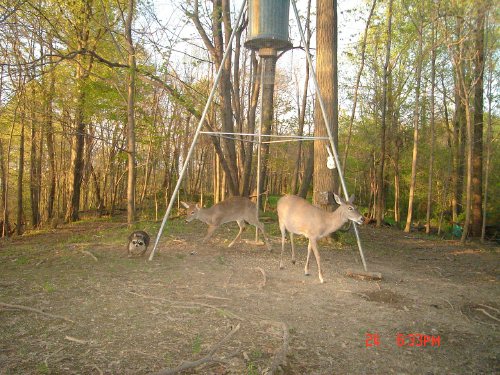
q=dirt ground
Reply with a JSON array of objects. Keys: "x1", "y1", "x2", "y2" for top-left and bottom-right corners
[{"x1": 0, "y1": 217, "x2": 498, "y2": 374}]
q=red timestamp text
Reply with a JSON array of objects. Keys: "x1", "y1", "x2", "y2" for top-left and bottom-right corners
[{"x1": 396, "y1": 333, "x2": 441, "y2": 347}]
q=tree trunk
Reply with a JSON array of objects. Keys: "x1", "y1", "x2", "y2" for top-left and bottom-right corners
[
  {"x1": 257, "y1": 54, "x2": 277, "y2": 204},
  {"x1": 471, "y1": 6, "x2": 485, "y2": 237},
  {"x1": 298, "y1": 141, "x2": 314, "y2": 198},
  {"x1": 17, "y1": 119, "x2": 25, "y2": 235},
  {"x1": 125, "y1": 0, "x2": 137, "y2": 226},
  {"x1": 376, "y1": 0, "x2": 392, "y2": 227},
  {"x1": 313, "y1": 0, "x2": 338, "y2": 208},
  {"x1": 44, "y1": 48, "x2": 56, "y2": 220},
  {"x1": 426, "y1": 21, "x2": 437, "y2": 234},
  {"x1": 65, "y1": 0, "x2": 92, "y2": 222},
  {"x1": 451, "y1": 15, "x2": 466, "y2": 225},
  {"x1": 481, "y1": 45, "x2": 494, "y2": 242},
  {"x1": 242, "y1": 53, "x2": 260, "y2": 197},
  {"x1": 404, "y1": 24, "x2": 423, "y2": 233},
  {"x1": 0, "y1": 139, "x2": 9, "y2": 237},
  {"x1": 460, "y1": 93, "x2": 473, "y2": 243},
  {"x1": 29, "y1": 85, "x2": 42, "y2": 229},
  {"x1": 291, "y1": 0, "x2": 312, "y2": 195}
]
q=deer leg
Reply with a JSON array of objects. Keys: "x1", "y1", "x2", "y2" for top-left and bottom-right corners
[
  {"x1": 304, "y1": 241, "x2": 312, "y2": 276},
  {"x1": 247, "y1": 217, "x2": 272, "y2": 251},
  {"x1": 310, "y1": 239, "x2": 324, "y2": 283},
  {"x1": 203, "y1": 225, "x2": 217, "y2": 243},
  {"x1": 279, "y1": 223, "x2": 287, "y2": 269},
  {"x1": 229, "y1": 220, "x2": 245, "y2": 247},
  {"x1": 290, "y1": 232, "x2": 296, "y2": 265},
  {"x1": 257, "y1": 222, "x2": 272, "y2": 251}
]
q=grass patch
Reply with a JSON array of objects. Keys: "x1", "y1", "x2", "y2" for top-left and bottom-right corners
[
  {"x1": 36, "y1": 362, "x2": 49, "y2": 374},
  {"x1": 216, "y1": 255, "x2": 225, "y2": 265},
  {"x1": 42, "y1": 281, "x2": 56, "y2": 293},
  {"x1": 192, "y1": 334, "x2": 202, "y2": 354},
  {"x1": 14, "y1": 256, "x2": 30, "y2": 265}
]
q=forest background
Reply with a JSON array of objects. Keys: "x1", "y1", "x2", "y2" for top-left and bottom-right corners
[{"x1": 0, "y1": 0, "x2": 498, "y2": 242}]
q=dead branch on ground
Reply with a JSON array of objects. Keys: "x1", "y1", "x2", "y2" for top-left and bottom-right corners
[
  {"x1": 151, "y1": 324, "x2": 241, "y2": 375},
  {"x1": 64, "y1": 336, "x2": 88, "y2": 344},
  {"x1": 475, "y1": 308, "x2": 500, "y2": 323},
  {"x1": 0, "y1": 302, "x2": 74, "y2": 323}
]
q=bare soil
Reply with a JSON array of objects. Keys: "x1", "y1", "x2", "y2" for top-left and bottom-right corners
[{"x1": 0, "y1": 218, "x2": 498, "y2": 374}]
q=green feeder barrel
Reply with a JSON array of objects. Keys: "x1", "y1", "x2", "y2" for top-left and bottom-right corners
[{"x1": 245, "y1": 0, "x2": 292, "y2": 51}]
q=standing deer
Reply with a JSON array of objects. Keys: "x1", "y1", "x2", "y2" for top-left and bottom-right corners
[
  {"x1": 181, "y1": 197, "x2": 271, "y2": 250},
  {"x1": 277, "y1": 194, "x2": 364, "y2": 283}
]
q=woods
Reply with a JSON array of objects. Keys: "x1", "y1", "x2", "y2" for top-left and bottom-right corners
[{"x1": 0, "y1": 0, "x2": 498, "y2": 241}]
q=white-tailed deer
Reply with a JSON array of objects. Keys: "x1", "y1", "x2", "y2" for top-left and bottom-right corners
[
  {"x1": 277, "y1": 194, "x2": 364, "y2": 283},
  {"x1": 181, "y1": 197, "x2": 271, "y2": 250}
]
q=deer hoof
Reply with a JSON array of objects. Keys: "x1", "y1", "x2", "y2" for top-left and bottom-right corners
[
  {"x1": 304, "y1": 272, "x2": 310, "y2": 276},
  {"x1": 292, "y1": 260, "x2": 296, "y2": 265}
]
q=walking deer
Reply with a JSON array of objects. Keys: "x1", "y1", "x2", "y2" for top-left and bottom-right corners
[
  {"x1": 181, "y1": 197, "x2": 271, "y2": 250},
  {"x1": 277, "y1": 194, "x2": 364, "y2": 283}
]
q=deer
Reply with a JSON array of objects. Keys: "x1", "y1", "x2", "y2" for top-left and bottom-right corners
[
  {"x1": 277, "y1": 194, "x2": 365, "y2": 283},
  {"x1": 181, "y1": 197, "x2": 271, "y2": 250}
]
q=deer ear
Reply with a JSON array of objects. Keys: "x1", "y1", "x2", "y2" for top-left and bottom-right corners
[
  {"x1": 195, "y1": 203, "x2": 201, "y2": 209},
  {"x1": 334, "y1": 194, "x2": 344, "y2": 205},
  {"x1": 181, "y1": 201, "x2": 189, "y2": 209},
  {"x1": 348, "y1": 194, "x2": 355, "y2": 203}
]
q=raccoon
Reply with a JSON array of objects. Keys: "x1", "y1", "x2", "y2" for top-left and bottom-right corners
[{"x1": 127, "y1": 230, "x2": 151, "y2": 257}]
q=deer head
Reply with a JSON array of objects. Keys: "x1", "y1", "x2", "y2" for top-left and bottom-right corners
[{"x1": 334, "y1": 194, "x2": 365, "y2": 225}]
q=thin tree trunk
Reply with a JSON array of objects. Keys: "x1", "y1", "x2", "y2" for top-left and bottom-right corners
[
  {"x1": 0, "y1": 139, "x2": 8, "y2": 237},
  {"x1": 45, "y1": 48, "x2": 56, "y2": 220},
  {"x1": 66, "y1": 0, "x2": 92, "y2": 222},
  {"x1": 291, "y1": 0, "x2": 312, "y2": 195},
  {"x1": 342, "y1": 0, "x2": 377, "y2": 171},
  {"x1": 471, "y1": 5, "x2": 485, "y2": 237},
  {"x1": 125, "y1": 0, "x2": 137, "y2": 226},
  {"x1": 481, "y1": 45, "x2": 493, "y2": 242},
  {"x1": 17, "y1": 118, "x2": 25, "y2": 235},
  {"x1": 376, "y1": 0, "x2": 392, "y2": 227},
  {"x1": 404, "y1": 24, "x2": 424, "y2": 233},
  {"x1": 451, "y1": 15, "x2": 466, "y2": 225},
  {"x1": 242, "y1": 54, "x2": 260, "y2": 196},
  {"x1": 0, "y1": 68, "x2": 9, "y2": 237},
  {"x1": 461, "y1": 95, "x2": 473, "y2": 243},
  {"x1": 426, "y1": 21, "x2": 437, "y2": 234},
  {"x1": 258, "y1": 54, "x2": 277, "y2": 204},
  {"x1": 29, "y1": 84, "x2": 42, "y2": 228}
]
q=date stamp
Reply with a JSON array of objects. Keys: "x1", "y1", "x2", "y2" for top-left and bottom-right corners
[{"x1": 365, "y1": 333, "x2": 441, "y2": 348}]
